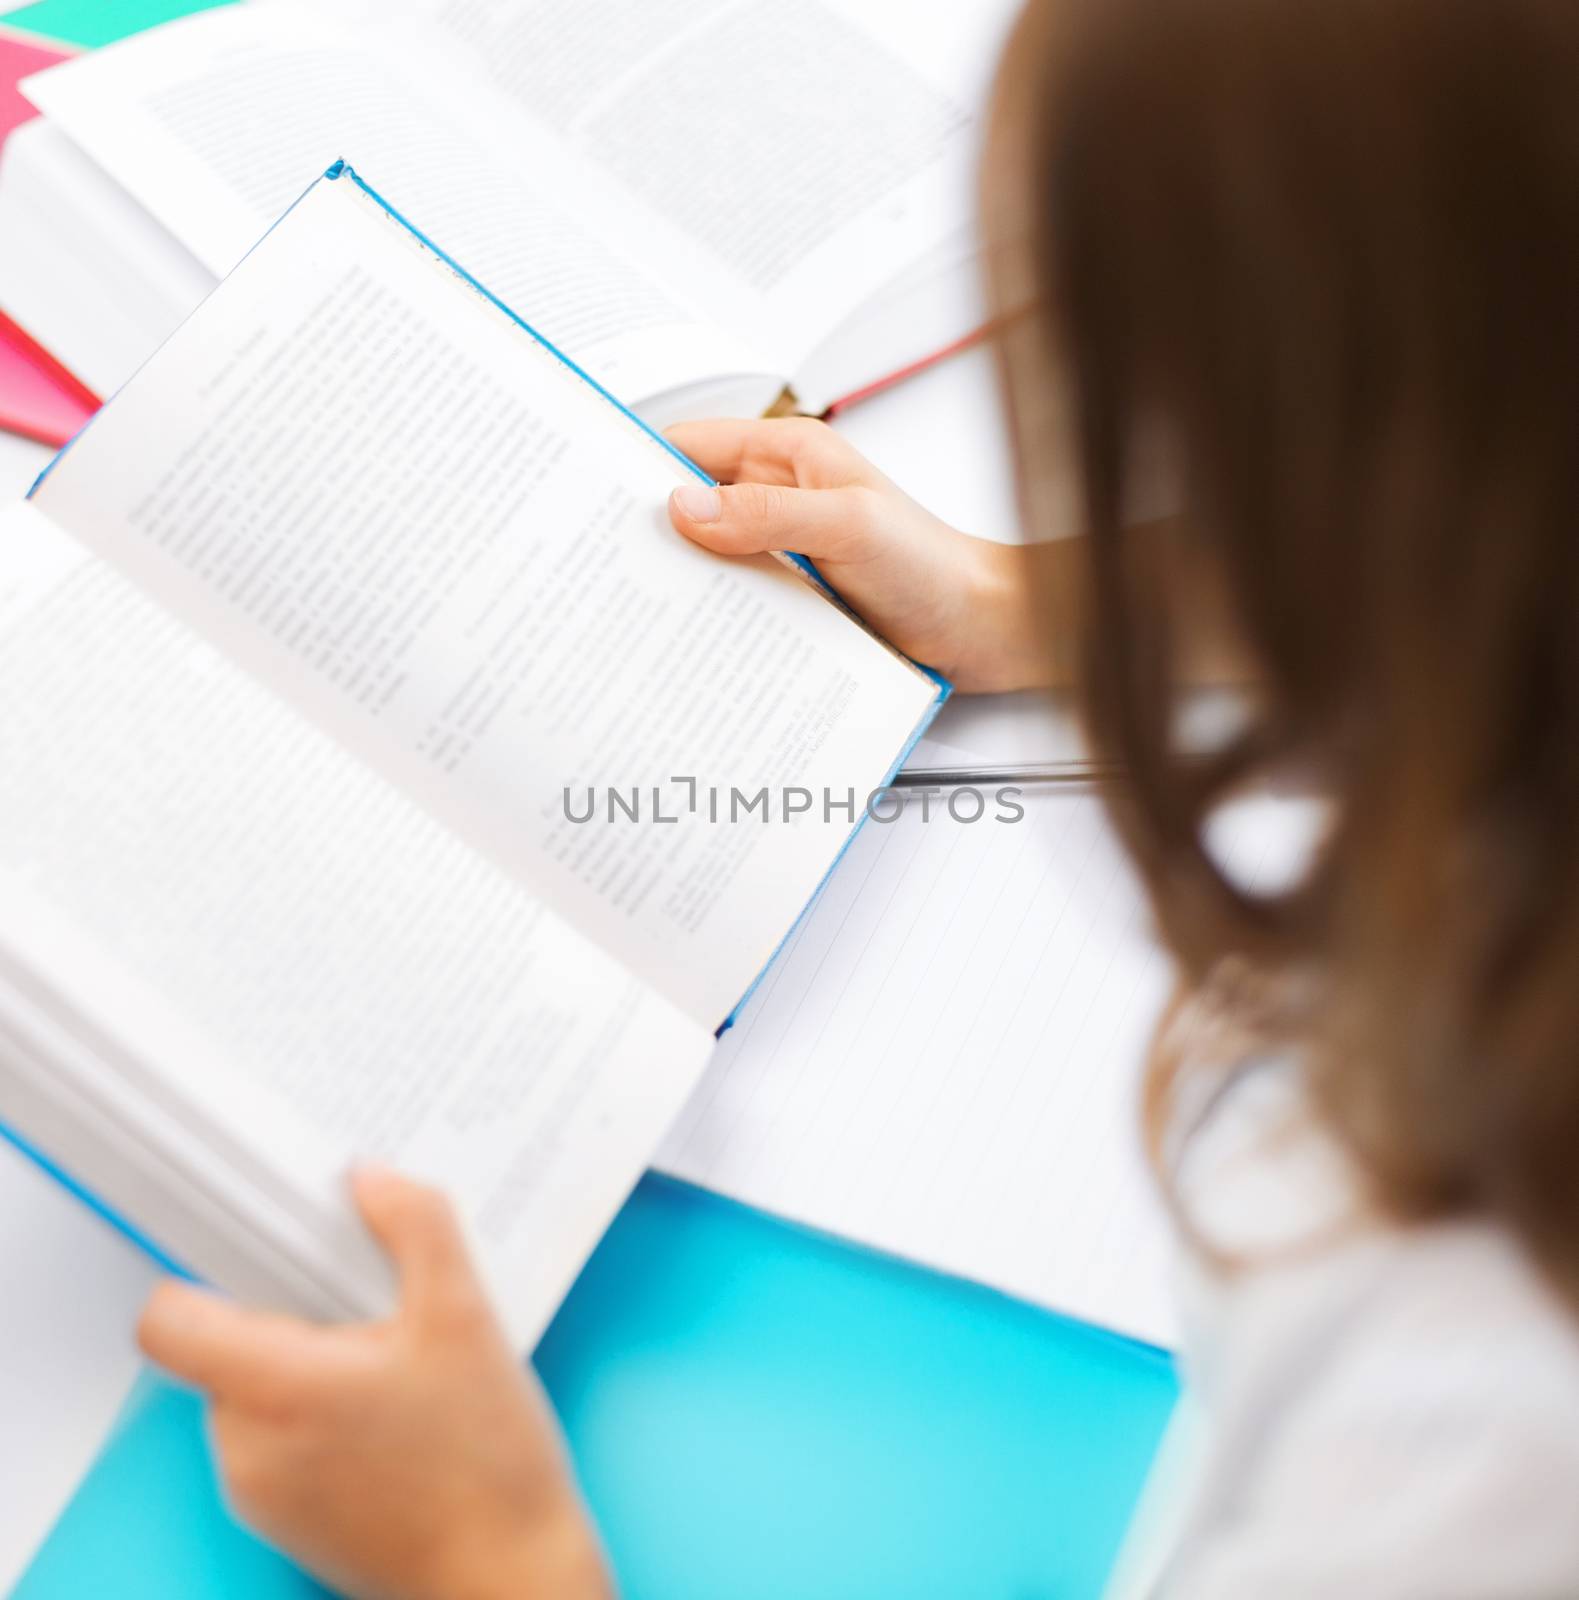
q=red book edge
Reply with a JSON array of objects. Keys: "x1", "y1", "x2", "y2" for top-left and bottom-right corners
[
  {"x1": 0, "y1": 309, "x2": 101, "y2": 409},
  {"x1": 0, "y1": 24, "x2": 91, "y2": 447},
  {"x1": 0, "y1": 308, "x2": 101, "y2": 448}
]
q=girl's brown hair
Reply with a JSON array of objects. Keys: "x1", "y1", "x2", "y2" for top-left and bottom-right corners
[{"x1": 987, "y1": 0, "x2": 1579, "y2": 1301}]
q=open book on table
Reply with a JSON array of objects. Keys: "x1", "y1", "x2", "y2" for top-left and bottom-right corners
[
  {"x1": 0, "y1": 161, "x2": 946, "y2": 1350},
  {"x1": 0, "y1": 0, "x2": 1018, "y2": 420}
]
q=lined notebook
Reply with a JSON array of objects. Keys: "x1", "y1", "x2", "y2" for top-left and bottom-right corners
[{"x1": 660, "y1": 785, "x2": 1305, "y2": 1349}]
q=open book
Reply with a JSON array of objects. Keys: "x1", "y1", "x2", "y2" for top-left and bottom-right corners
[
  {"x1": 0, "y1": 161, "x2": 945, "y2": 1350},
  {"x1": 0, "y1": 0, "x2": 1018, "y2": 421}
]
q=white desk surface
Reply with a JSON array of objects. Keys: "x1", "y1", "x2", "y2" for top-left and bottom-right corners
[{"x1": 0, "y1": 351, "x2": 1075, "y2": 1586}]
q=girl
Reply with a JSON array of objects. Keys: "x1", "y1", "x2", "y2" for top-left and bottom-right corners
[{"x1": 137, "y1": 0, "x2": 1579, "y2": 1592}]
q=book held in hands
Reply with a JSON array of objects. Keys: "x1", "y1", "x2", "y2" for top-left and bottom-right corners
[{"x1": 0, "y1": 162, "x2": 945, "y2": 1348}]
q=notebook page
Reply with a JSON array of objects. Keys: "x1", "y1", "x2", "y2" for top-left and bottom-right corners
[
  {"x1": 30, "y1": 170, "x2": 941, "y2": 1029},
  {"x1": 21, "y1": 4, "x2": 772, "y2": 408},
  {"x1": 659, "y1": 787, "x2": 1305, "y2": 1348},
  {"x1": 0, "y1": 501, "x2": 710, "y2": 1347}
]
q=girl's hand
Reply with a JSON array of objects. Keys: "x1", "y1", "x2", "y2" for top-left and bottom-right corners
[
  {"x1": 665, "y1": 418, "x2": 1055, "y2": 693},
  {"x1": 137, "y1": 1168, "x2": 610, "y2": 1600}
]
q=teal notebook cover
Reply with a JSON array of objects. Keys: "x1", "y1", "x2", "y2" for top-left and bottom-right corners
[
  {"x1": 0, "y1": 0, "x2": 234, "y2": 50},
  {"x1": 17, "y1": 1177, "x2": 1178, "y2": 1600}
]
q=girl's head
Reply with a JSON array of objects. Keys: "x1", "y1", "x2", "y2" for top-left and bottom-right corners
[{"x1": 990, "y1": 0, "x2": 1579, "y2": 1295}]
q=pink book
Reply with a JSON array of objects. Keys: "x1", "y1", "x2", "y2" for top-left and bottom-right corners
[{"x1": 0, "y1": 28, "x2": 97, "y2": 448}]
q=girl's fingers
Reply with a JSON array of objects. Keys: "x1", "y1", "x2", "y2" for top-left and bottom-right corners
[
  {"x1": 664, "y1": 417, "x2": 871, "y2": 488},
  {"x1": 351, "y1": 1164, "x2": 484, "y2": 1328},
  {"x1": 669, "y1": 480, "x2": 876, "y2": 559},
  {"x1": 141, "y1": 1170, "x2": 487, "y2": 1407},
  {"x1": 137, "y1": 1280, "x2": 333, "y2": 1403}
]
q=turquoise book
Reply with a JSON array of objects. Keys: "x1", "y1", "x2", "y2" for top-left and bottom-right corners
[
  {"x1": 0, "y1": 1, "x2": 234, "y2": 50},
  {"x1": 0, "y1": 161, "x2": 945, "y2": 1353}
]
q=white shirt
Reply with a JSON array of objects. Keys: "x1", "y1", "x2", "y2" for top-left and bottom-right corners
[{"x1": 1129, "y1": 1059, "x2": 1579, "y2": 1598}]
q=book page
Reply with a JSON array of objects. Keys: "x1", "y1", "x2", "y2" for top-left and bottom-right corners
[
  {"x1": 659, "y1": 787, "x2": 1310, "y2": 1349},
  {"x1": 30, "y1": 171, "x2": 941, "y2": 1029},
  {"x1": 0, "y1": 501, "x2": 710, "y2": 1348},
  {"x1": 26, "y1": 0, "x2": 1015, "y2": 389},
  {"x1": 20, "y1": 4, "x2": 775, "y2": 409},
  {"x1": 400, "y1": 0, "x2": 1002, "y2": 367}
]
